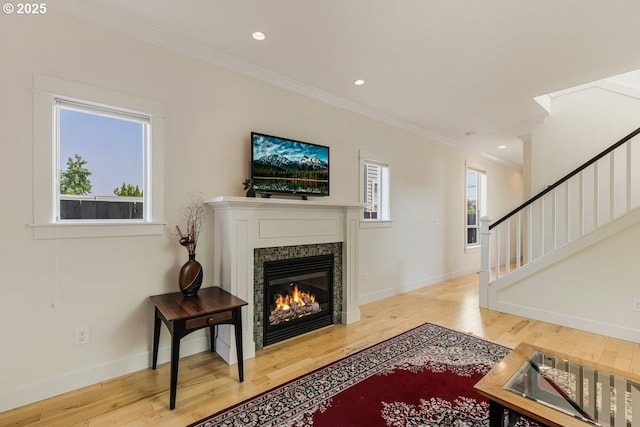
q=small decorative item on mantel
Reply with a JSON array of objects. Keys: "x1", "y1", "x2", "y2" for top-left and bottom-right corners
[
  {"x1": 176, "y1": 198, "x2": 204, "y2": 296},
  {"x1": 243, "y1": 178, "x2": 256, "y2": 197}
]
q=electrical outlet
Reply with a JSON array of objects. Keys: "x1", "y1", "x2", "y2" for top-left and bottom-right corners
[
  {"x1": 633, "y1": 298, "x2": 640, "y2": 312},
  {"x1": 75, "y1": 326, "x2": 90, "y2": 344}
]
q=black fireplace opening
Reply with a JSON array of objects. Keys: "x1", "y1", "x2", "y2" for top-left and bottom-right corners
[{"x1": 263, "y1": 254, "x2": 333, "y2": 346}]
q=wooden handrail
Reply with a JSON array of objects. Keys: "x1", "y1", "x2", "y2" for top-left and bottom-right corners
[{"x1": 490, "y1": 126, "x2": 640, "y2": 230}]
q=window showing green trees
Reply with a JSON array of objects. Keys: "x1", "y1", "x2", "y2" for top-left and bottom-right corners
[
  {"x1": 56, "y1": 101, "x2": 148, "y2": 220},
  {"x1": 113, "y1": 183, "x2": 143, "y2": 197},
  {"x1": 60, "y1": 154, "x2": 92, "y2": 195}
]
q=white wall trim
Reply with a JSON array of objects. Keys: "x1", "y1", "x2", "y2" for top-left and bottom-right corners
[
  {"x1": 493, "y1": 300, "x2": 640, "y2": 344},
  {"x1": 550, "y1": 78, "x2": 640, "y2": 101},
  {"x1": 359, "y1": 266, "x2": 478, "y2": 305},
  {"x1": 0, "y1": 335, "x2": 209, "y2": 413}
]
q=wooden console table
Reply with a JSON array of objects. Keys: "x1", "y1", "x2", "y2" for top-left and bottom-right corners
[{"x1": 150, "y1": 286, "x2": 248, "y2": 409}]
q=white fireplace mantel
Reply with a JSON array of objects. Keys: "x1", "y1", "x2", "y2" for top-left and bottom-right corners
[{"x1": 205, "y1": 196, "x2": 363, "y2": 364}]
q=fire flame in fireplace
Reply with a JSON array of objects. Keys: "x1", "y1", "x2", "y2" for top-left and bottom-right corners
[
  {"x1": 270, "y1": 283, "x2": 321, "y2": 325},
  {"x1": 274, "y1": 285, "x2": 315, "y2": 311}
]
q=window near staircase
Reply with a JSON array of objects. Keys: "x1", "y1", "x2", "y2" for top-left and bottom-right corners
[{"x1": 466, "y1": 167, "x2": 487, "y2": 248}]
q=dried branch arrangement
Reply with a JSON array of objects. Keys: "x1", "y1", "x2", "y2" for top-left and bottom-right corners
[{"x1": 176, "y1": 197, "x2": 205, "y2": 256}]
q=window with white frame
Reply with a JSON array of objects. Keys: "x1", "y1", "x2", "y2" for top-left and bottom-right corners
[
  {"x1": 466, "y1": 167, "x2": 487, "y2": 247},
  {"x1": 360, "y1": 152, "x2": 390, "y2": 222},
  {"x1": 56, "y1": 100, "x2": 148, "y2": 221},
  {"x1": 33, "y1": 75, "x2": 164, "y2": 239}
]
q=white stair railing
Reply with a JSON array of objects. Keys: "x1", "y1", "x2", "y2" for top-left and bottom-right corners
[{"x1": 480, "y1": 127, "x2": 640, "y2": 307}]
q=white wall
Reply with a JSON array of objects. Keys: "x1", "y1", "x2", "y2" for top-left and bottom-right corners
[
  {"x1": 0, "y1": 10, "x2": 521, "y2": 411},
  {"x1": 358, "y1": 131, "x2": 522, "y2": 303},
  {"x1": 495, "y1": 216, "x2": 640, "y2": 342},
  {"x1": 530, "y1": 86, "x2": 640, "y2": 192}
]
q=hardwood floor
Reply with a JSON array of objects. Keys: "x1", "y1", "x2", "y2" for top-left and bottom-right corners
[{"x1": 2, "y1": 273, "x2": 639, "y2": 427}]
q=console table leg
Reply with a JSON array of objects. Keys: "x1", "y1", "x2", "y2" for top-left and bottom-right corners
[
  {"x1": 209, "y1": 325, "x2": 216, "y2": 352},
  {"x1": 489, "y1": 400, "x2": 504, "y2": 427},
  {"x1": 152, "y1": 312, "x2": 161, "y2": 369},
  {"x1": 169, "y1": 330, "x2": 181, "y2": 410},
  {"x1": 234, "y1": 307, "x2": 244, "y2": 382}
]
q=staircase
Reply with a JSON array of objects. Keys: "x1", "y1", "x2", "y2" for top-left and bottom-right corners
[{"x1": 479, "y1": 127, "x2": 640, "y2": 342}]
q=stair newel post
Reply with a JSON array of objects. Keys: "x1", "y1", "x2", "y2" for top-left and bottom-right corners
[{"x1": 479, "y1": 216, "x2": 492, "y2": 308}]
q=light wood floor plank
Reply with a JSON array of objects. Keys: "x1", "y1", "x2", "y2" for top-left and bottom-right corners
[{"x1": 1, "y1": 273, "x2": 637, "y2": 427}]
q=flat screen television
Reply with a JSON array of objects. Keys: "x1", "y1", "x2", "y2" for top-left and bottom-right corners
[{"x1": 251, "y1": 132, "x2": 330, "y2": 197}]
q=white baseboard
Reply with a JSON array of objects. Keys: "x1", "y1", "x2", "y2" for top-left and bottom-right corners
[
  {"x1": 360, "y1": 287, "x2": 401, "y2": 305},
  {"x1": 359, "y1": 267, "x2": 478, "y2": 305},
  {"x1": 0, "y1": 334, "x2": 211, "y2": 413},
  {"x1": 494, "y1": 300, "x2": 640, "y2": 343},
  {"x1": 1, "y1": 266, "x2": 480, "y2": 413}
]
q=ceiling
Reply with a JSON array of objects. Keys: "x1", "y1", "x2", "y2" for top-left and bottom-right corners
[{"x1": 52, "y1": 0, "x2": 640, "y2": 167}]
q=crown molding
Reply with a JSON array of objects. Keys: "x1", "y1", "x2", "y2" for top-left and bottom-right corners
[
  {"x1": 50, "y1": 0, "x2": 507, "y2": 164},
  {"x1": 550, "y1": 78, "x2": 640, "y2": 101}
]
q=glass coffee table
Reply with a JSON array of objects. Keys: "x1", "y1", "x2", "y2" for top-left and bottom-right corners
[{"x1": 474, "y1": 343, "x2": 640, "y2": 427}]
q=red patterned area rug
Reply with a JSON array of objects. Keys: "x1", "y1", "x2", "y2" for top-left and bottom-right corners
[{"x1": 189, "y1": 323, "x2": 539, "y2": 427}]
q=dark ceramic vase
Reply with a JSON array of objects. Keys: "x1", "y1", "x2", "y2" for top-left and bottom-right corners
[{"x1": 179, "y1": 254, "x2": 203, "y2": 296}]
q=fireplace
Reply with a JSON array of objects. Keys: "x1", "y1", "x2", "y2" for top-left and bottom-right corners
[
  {"x1": 263, "y1": 254, "x2": 334, "y2": 346},
  {"x1": 206, "y1": 196, "x2": 361, "y2": 364}
]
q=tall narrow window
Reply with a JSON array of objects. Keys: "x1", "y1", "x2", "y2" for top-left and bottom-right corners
[
  {"x1": 56, "y1": 100, "x2": 148, "y2": 221},
  {"x1": 362, "y1": 159, "x2": 390, "y2": 221},
  {"x1": 466, "y1": 167, "x2": 487, "y2": 247}
]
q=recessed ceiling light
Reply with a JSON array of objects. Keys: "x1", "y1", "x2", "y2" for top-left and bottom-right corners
[
  {"x1": 354, "y1": 79, "x2": 365, "y2": 86},
  {"x1": 497, "y1": 145, "x2": 507, "y2": 149},
  {"x1": 252, "y1": 31, "x2": 266, "y2": 41}
]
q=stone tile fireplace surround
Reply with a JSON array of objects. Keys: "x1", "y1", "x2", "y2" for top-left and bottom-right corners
[
  {"x1": 254, "y1": 243, "x2": 342, "y2": 350},
  {"x1": 205, "y1": 196, "x2": 363, "y2": 365}
]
